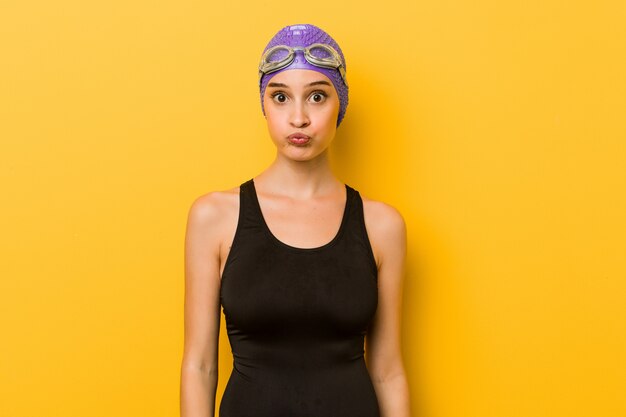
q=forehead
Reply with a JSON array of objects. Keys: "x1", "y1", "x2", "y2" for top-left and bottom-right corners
[{"x1": 266, "y1": 69, "x2": 334, "y2": 88}]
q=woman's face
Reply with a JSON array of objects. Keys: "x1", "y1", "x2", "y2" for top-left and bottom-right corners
[{"x1": 263, "y1": 69, "x2": 340, "y2": 162}]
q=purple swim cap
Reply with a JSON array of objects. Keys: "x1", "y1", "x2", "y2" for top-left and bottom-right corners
[{"x1": 259, "y1": 24, "x2": 349, "y2": 127}]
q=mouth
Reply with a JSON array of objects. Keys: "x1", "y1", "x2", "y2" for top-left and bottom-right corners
[{"x1": 287, "y1": 133, "x2": 311, "y2": 146}]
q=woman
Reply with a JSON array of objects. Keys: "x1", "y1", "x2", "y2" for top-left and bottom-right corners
[{"x1": 180, "y1": 24, "x2": 410, "y2": 417}]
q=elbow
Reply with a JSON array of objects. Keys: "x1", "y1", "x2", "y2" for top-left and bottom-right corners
[
  {"x1": 367, "y1": 356, "x2": 408, "y2": 385},
  {"x1": 370, "y1": 368, "x2": 407, "y2": 385},
  {"x1": 181, "y1": 357, "x2": 219, "y2": 379}
]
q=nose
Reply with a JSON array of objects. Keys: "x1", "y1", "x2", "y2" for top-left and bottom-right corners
[{"x1": 289, "y1": 100, "x2": 310, "y2": 128}]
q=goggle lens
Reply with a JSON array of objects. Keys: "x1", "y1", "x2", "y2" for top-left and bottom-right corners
[
  {"x1": 307, "y1": 44, "x2": 334, "y2": 60},
  {"x1": 265, "y1": 47, "x2": 291, "y2": 64}
]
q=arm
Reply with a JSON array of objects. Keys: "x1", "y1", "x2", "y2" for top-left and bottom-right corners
[
  {"x1": 364, "y1": 201, "x2": 411, "y2": 417},
  {"x1": 180, "y1": 194, "x2": 224, "y2": 417}
]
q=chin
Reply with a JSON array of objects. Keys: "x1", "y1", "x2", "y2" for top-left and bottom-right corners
[{"x1": 281, "y1": 147, "x2": 325, "y2": 162}]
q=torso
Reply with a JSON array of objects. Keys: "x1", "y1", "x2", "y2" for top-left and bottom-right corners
[{"x1": 217, "y1": 179, "x2": 380, "y2": 417}]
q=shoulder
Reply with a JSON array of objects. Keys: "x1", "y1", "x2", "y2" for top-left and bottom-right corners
[
  {"x1": 361, "y1": 195, "x2": 406, "y2": 239},
  {"x1": 188, "y1": 186, "x2": 239, "y2": 217},
  {"x1": 185, "y1": 186, "x2": 241, "y2": 259},
  {"x1": 186, "y1": 186, "x2": 240, "y2": 232},
  {"x1": 360, "y1": 194, "x2": 407, "y2": 266}
]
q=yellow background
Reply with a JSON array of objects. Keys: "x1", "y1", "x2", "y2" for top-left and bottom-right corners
[{"x1": 1, "y1": 1, "x2": 625, "y2": 416}]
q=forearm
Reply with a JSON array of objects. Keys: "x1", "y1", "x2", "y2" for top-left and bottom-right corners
[
  {"x1": 372, "y1": 372, "x2": 411, "y2": 417},
  {"x1": 180, "y1": 364, "x2": 218, "y2": 417}
]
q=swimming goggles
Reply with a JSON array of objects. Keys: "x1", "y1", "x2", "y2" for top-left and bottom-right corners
[{"x1": 258, "y1": 43, "x2": 348, "y2": 88}]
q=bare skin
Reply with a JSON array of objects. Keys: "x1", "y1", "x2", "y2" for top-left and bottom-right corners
[{"x1": 180, "y1": 69, "x2": 410, "y2": 417}]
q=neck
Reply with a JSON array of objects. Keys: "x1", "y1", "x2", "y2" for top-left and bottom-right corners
[{"x1": 255, "y1": 150, "x2": 342, "y2": 198}]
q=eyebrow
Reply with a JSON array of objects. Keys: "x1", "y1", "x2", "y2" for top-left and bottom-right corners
[{"x1": 267, "y1": 80, "x2": 332, "y2": 88}]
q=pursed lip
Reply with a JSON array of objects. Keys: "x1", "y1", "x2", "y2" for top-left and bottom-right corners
[
  {"x1": 287, "y1": 133, "x2": 311, "y2": 140},
  {"x1": 287, "y1": 133, "x2": 312, "y2": 146}
]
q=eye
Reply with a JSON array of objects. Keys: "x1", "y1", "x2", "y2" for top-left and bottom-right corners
[
  {"x1": 310, "y1": 91, "x2": 327, "y2": 103},
  {"x1": 271, "y1": 92, "x2": 288, "y2": 103}
]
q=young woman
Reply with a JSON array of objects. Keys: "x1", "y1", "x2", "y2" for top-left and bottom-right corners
[{"x1": 180, "y1": 24, "x2": 410, "y2": 417}]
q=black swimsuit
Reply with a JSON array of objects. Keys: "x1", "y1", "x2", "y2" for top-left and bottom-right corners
[{"x1": 219, "y1": 179, "x2": 380, "y2": 417}]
